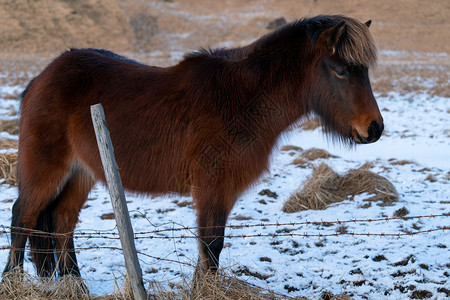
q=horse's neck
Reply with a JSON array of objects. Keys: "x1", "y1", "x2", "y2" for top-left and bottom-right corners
[{"x1": 254, "y1": 91, "x2": 305, "y2": 134}]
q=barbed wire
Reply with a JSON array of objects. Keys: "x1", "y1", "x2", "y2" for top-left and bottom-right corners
[
  {"x1": 4, "y1": 225, "x2": 448, "y2": 264},
  {"x1": 0, "y1": 222, "x2": 447, "y2": 299},
  {"x1": 0, "y1": 213, "x2": 448, "y2": 241},
  {"x1": 1, "y1": 226, "x2": 448, "y2": 243},
  {"x1": 0, "y1": 245, "x2": 195, "y2": 268},
  {"x1": 133, "y1": 213, "x2": 450, "y2": 235},
  {"x1": 1, "y1": 214, "x2": 448, "y2": 299}
]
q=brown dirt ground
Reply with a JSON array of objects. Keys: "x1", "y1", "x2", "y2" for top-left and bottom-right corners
[{"x1": 0, "y1": 0, "x2": 449, "y2": 55}]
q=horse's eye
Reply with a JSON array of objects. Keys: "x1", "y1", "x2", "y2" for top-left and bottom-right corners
[{"x1": 333, "y1": 69, "x2": 348, "y2": 79}]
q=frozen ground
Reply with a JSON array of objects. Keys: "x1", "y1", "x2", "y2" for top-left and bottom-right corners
[{"x1": 0, "y1": 65, "x2": 448, "y2": 299}]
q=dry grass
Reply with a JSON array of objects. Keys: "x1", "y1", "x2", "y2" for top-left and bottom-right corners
[
  {"x1": 0, "y1": 152, "x2": 17, "y2": 186},
  {"x1": 389, "y1": 159, "x2": 416, "y2": 166},
  {"x1": 0, "y1": 138, "x2": 17, "y2": 150},
  {"x1": 280, "y1": 145, "x2": 303, "y2": 152},
  {"x1": 150, "y1": 273, "x2": 294, "y2": 300},
  {"x1": 0, "y1": 119, "x2": 19, "y2": 135},
  {"x1": 1, "y1": 273, "x2": 92, "y2": 300},
  {"x1": 283, "y1": 163, "x2": 398, "y2": 212},
  {"x1": 371, "y1": 62, "x2": 450, "y2": 98},
  {"x1": 299, "y1": 118, "x2": 322, "y2": 131},
  {"x1": 0, "y1": 270, "x2": 332, "y2": 300},
  {"x1": 151, "y1": 273, "x2": 348, "y2": 299},
  {"x1": 299, "y1": 148, "x2": 338, "y2": 161},
  {"x1": 291, "y1": 158, "x2": 310, "y2": 168}
]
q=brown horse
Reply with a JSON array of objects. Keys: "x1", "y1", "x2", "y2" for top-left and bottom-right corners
[{"x1": 3, "y1": 15, "x2": 383, "y2": 280}]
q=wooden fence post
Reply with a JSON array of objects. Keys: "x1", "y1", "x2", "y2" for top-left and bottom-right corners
[{"x1": 90, "y1": 104, "x2": 147, "y2": 300}]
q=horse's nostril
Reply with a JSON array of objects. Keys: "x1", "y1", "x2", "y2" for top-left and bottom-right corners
[{"x1": 368, "y1": 121, "x2": 383, "y2": 142}]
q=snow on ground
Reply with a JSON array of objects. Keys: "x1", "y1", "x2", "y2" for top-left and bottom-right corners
[{"x1": 0, "y1": 67, "x2": 448, "y2": 299}]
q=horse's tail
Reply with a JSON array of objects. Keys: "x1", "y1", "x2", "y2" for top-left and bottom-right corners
[
  {"x1": 29, "y1": 203, "x2": 57, "y2": 277},
  {"x1": 19, "y1": 77, "x2": 35, "y2": 112}
]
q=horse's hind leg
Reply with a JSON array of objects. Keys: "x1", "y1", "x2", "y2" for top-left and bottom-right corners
[
  {"x1": 50, "y1": 163, "x2": 94, "y2": 277},
  {"x1": 2, "y1": 199, "x2": 28, "y2": 278},
  {"x1": 3, "y1": 180, "x2": 71, "y2": 278},
  {"x1": 2, "y1": 131, "x2": 72, "y2": 278}
]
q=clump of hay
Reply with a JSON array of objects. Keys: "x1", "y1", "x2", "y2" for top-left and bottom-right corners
[
  {"x1": 0, "y1": 138, "x2": 18, "y2": 150},
  {"x1": 144, "y1": 271, "x2": 307, "y2": 300},
  {"x1": 0, "y1": 152, "x2": 17, "y2": 185},
  {"x1": 389, "y1": 159, "x2": 416, "y2": 166},
  {"x1": 283, "y1": 163, "x2": 398, "y2": 212},
  {"x1": 280, "y1": 145, "x2": 302, "y2": 152},
  {"x1": 291, "y1": 158, "x2": 309, "y2": 168},
  {"x1": 0, "y1": 119, "x2": 20, "y2": 135},
  {"x1": 299, "y1": 117, "x2": 322, "y2": 131},
  {"x1": 299, "y1": 148, "x2": 338, "y2": 161},
  {"x1": 359, "y1": 161, "x2": 374, "y2": 170},
  {"x1": 1, "y1": 273, "x2": 89, "y2": 300},
  {"x1": 290, "y1": 148, "x2": 339, "y2": 168},
  {"x1": 189, "y1": 272, "x2": 286, "y2": 300}
]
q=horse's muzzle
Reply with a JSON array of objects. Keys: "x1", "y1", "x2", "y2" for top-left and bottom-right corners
[{"x1": 354, "y1": 120, "x2": 384, "y2": 144}]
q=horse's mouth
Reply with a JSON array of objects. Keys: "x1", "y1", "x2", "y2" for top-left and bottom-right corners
[
  {"x1": 352, "y1": 128, "x2": 370, "y2": 144},
  {"x1": 351, "y1": 119, "x2": 384, "y2": 144},
  {"x1": 352, "y1": 127, "x2": 381, "y2": 144}
]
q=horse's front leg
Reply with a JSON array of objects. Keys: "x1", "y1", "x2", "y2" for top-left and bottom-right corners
[
  {"x1": 196, "y1": 210, "x2": 228, "y2": 273},
  {"x1": 192, "y1": 181, "x2": 236, "y2": 276}
]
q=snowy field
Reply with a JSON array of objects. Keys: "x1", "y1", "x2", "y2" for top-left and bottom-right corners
[{"x1": 0, "y1": 57, "x2": 449, "y2": 299}]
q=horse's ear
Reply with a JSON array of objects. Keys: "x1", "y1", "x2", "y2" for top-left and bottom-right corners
[
  {"x1": 315, "y1": 21, "x2": 346, "y2": 54},
  {"x1": 365, "y1": 20, "x2": 372, "y2": 28}
]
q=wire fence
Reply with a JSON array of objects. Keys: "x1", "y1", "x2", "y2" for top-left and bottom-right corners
[
  {"x1": 1, "y1": 213, "x2": 448, "y2": 298},
  {"x1": 1, "y1": 213, "x2": 448, "y2": 244}
]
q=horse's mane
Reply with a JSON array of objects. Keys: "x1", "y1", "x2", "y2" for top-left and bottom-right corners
[
  {"x1": 185, "y1": 47, "x2": 251, "y2": 61},
  {"x1": 84, "y1": 48, "x2": 148, "y2": 66},
  {"x1": 187, "y1": 15, "x2": 377, "y2": 67}
]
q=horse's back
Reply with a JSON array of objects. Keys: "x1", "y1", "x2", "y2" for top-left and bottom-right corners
[{"x1": 19, "y1": 49, "x2": 194, "y2": 195}]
